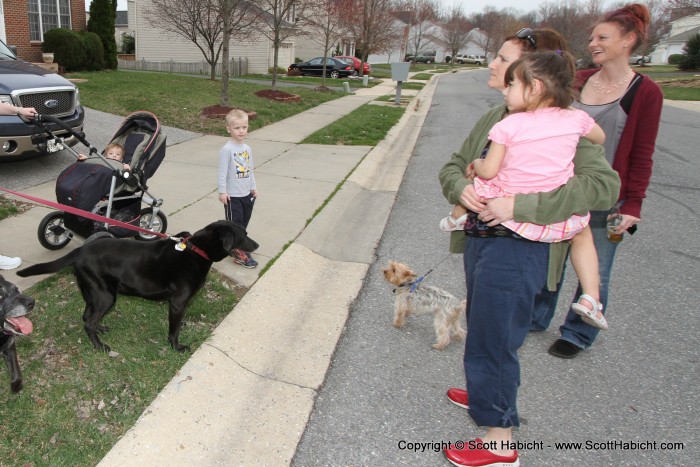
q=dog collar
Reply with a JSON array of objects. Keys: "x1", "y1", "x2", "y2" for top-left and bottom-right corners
[{"x1": 173, "y1": 237, "x2": 210, "y2": 261}]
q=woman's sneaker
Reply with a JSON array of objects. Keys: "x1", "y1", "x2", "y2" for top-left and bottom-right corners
[
  {"x1": 447, "y1": 388, "x2": 469, "y2": 409},
  {"x1": 444, "y1": 439, "x2": 520, "y2": 467},
  {"x1": 232, "y1": 249, "x2": 258, "y2": 268}
]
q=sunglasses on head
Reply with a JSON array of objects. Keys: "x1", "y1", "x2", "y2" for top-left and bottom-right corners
[{"x1": 516, "y1": 28, "x2": 537, "y2": 49}]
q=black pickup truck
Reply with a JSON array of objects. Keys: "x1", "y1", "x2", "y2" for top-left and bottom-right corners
[{"x1": 0, "y1": 39, "x2": 84, "y2": 161}]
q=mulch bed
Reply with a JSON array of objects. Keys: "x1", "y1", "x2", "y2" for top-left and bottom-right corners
[
  {"x1": 254, "y1": 89, "x2": 301, "y2": 102},
  {"x1": 200, "y1": 105, "x2": 257, "y2": 120},
  {"x1": 200, "y1": 89, "x2": 303, "y2": 119}
]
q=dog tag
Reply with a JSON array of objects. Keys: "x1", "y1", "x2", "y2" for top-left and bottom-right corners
[{"x1": 175, "y1": 241, "x2": 187, "y2": 251}]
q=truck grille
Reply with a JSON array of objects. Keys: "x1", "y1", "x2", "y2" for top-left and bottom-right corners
[{"x1": 18, "y1": 89, "x2": 76, "y2": 117}]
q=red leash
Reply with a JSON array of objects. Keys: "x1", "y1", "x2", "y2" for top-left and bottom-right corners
[
  {"x1": 1, "y1": 187, "x2": 212, "y2": 261},
  {"x1": 1, "y1": 186, "x2": 168, "y2": 239}
]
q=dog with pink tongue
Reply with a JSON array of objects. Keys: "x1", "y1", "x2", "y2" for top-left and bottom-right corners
[{"x1": 1, "y1": 274, "x2": 35, "y2": 392}]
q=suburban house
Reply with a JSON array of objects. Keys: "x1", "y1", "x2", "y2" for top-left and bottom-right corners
[
  {"x1": 367, "y1": 17, "x2": 491, "y2": 65},
  {"x1": 126, "y1": 0, "x2": 300, "y2": 74},
  {"x1": 0, "y1": 0, "x2": 86, "y2": 63},
  {"x1": 651, "y1": 12, "x2": 700, "y2": 64},
  {"x1": 114, "y1": 10, "x2": 130, "y2": 52}
]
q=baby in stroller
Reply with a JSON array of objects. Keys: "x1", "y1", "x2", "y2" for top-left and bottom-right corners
[
  {"x1": 77, "y1": 142, "x2": 131, "y2": 171},
  {"x1": 37, "y1": 112, "x2": 168, "y2": 250}
]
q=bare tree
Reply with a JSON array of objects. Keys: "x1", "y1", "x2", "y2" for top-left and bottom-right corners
[
  {"x1": 145, "y1": 0, "x2": 218, "y2": 80},
  {"x1": 305, "y1": 0, "x2": 353, "y2": 85},
  {"x1": 347, "y1": 0, "x2": 400, "y2": 67},
  {"x1": 402, "y1": 0, "x2": 440, "y2": 59},
  {"x1": 441, "y1": 4, "x2": 471, "y2": 62},
  {"x1": 219, "y1": 0, "x2": 261, "y2": 105},
  {"x1": 254, "y1": 0, "x2": 308, "y2": 90},
  {"x1": 469, "y1": 7, "x2": 513, "y2": 58},
  {"x1": 532, "y1": 0, "x2": 602, "y2": 59},
  {"x1": 145, "y1": 0, "x2": 258, "y2": 106}
]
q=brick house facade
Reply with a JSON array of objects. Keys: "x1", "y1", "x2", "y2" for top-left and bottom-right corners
[{"x1": 3, "y1": 0, "x2": 86, "y2": 63}]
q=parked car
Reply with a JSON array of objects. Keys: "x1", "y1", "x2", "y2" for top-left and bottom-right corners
[
  {"x1": 405, "y1": 52, "x2": 436, "y2": 64},
  {"x1": 0, "y1": 39, "x2": 84, "y2": 162},
  {"x1": 287, "y1": 57, "x2": 354, "y2": 78},
  {"x1": 464, "y1": 55, "x2": 486, "y2": 65},
  {"x1": 334, "y1": 56, "x2": 371, "y2": 76},
  {"x1": 629, "y1": 54, "x2": 651, "y2": 65}
]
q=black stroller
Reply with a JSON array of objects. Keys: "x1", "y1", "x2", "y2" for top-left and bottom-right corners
[{"x1": 32, "y1": 111, "x2": 168, "y2": 250}]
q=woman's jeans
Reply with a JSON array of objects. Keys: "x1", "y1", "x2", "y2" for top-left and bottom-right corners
[
  {"x1": 530, "y1": 211, "x2": 620, "y2": 348},
  {"x1": 463, "y1": 236, "x2": 549, "y2": 428}
]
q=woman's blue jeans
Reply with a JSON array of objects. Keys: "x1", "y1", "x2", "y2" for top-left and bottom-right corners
[
  {"x1": 463, "y1": 236, "x2": 549, "y2": 428},
  {"x1": 530, "y1": 211, "x2": 620, "y2": 348}
]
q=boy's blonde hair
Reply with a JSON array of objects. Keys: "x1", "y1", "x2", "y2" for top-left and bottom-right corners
[
  {"x1": 104, "y1": 142, "x2": 125, "y2": 160},
  {"x1": 225, "y1": 109, "x2": 249, "y2": 126}
]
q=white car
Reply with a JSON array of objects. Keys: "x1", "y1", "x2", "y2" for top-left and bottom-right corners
[
  {"x1": 629, "y1": 54, "x2": 651, "y2": 65},
  {"x1": 464, "y1": 55, "x2": 486, "y2": 65}
]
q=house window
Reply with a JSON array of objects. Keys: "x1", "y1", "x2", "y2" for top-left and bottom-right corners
[
  {"x1": 285, "y1": 4, "x2": 296, "y2": 23},
  {"x1": 28, "y1": 0, "x2": 72, "y2": 41}
]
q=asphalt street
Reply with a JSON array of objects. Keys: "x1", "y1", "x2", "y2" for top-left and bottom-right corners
[{"x1": 292, "y1": 70, "x2": 698, "y2": 466}]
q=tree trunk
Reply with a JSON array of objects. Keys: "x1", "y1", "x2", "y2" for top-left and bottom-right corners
[
  {"x1": 221, "y1": 4, "x2": 231, "y2": 106},
  {"x1": 271, "y1": 32, "x2": 280, "y2": 91}
]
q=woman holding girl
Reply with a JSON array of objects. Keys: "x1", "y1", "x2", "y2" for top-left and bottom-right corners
[{"x1": 439, "y1": 29, "x2": 620, "y2": 466}]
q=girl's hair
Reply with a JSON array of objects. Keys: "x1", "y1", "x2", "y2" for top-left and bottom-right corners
[
  {"x1": 225, "y1": 109, "x2": 249, "y2": 125},
  {"x1": 505, "y1": 50, "x2": 576, "y2": 110},
  {"x1": 104, "y1": 142, "x2": 124, "y2": 159},
  {"x1": 600, "y1": 3, "x2": 651, "y2": 50},
  {"x1": 504, "y1": 27, "x2": 569, "y2": 55}
]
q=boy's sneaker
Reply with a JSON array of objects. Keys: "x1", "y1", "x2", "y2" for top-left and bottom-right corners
[{"x1": 232, "y1": 250, "x2": 258, "y2": 269}]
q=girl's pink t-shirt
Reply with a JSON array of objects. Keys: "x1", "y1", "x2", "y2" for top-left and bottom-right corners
[{"x1": 484, "y1": 107, "x2": 595, "y2": 194}]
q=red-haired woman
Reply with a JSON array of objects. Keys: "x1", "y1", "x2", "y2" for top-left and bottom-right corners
[{"x1": 536, "y1": 3, "x2": 663, "y2": 359}]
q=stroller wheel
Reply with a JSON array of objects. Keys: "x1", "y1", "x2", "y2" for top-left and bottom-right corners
[
  {"x1": 137, "y1": 208, "x2": 168, "y2": 241},
  {"x1": 38, "y1": 211, "x2": 73, "y2": 250}
]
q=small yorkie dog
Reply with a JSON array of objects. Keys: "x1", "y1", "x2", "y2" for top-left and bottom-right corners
[{"x1": 381, "y1": 261, "x2": 466, "y2": 350}]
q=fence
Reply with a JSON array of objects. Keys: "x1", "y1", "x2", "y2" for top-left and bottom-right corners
[{"x1": 117, "y1": 57, "x2": 249, "y2": 77}]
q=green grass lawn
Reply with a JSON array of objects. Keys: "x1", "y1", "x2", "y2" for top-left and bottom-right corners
[
  {"x1": 0, "y1": 195, "x2": 19, "y2": 220},
  {"x1": 632, "y1": 66, "x2": 700, "y2": 100},
  {"x1": 301, "y1": 104, "x2": 405, "y2": 145},
  {"x1": 68, "y1": 70, "x2": 345, "y2": 136},
  {"x1": 0, "y1": 269, "x2": 242, "y2": 466}
]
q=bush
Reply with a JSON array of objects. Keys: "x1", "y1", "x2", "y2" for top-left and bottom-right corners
[
  {"x1": 678, "y1": 33, "x2": 700, "y2": 70},
  {"x1": 121, "y1": 33, "x2": 135, "y2": 54},
  {"x1": 668, "y1": 54, "x2": 684, "y2": 65},
  {"x1": 268, "y1": 66, "x2": 287, "y2": 74},
  {"x1": 80, "y1": 31, "x2": 105, "y2": 71},
  {"x1": 87, "y1": 0, "x2": 118, "y2": 69},
  {"x1": 42, "y1": 28, "x2": 87, "y2": 71}
]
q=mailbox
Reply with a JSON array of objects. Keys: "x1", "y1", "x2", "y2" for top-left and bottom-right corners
[{"x1": 390, "y1": 62, "x2": 410, "y2": 82}]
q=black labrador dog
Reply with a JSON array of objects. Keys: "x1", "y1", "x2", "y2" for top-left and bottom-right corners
[
  {"x1": 18, "y1": 220, "x2": 257, "y2": 353},
  {"x1": 1, "y1": 274, "x2": 35, "y2": 393}
]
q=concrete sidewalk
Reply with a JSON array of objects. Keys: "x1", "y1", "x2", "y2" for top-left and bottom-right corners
[{"x1": 1, "y1": 75, "x2": 438, "y2": 465}]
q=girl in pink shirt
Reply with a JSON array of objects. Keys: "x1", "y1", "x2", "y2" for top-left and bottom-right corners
[{"x1": 441, "y1": 50, "x2": 608, "y2": 329}]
